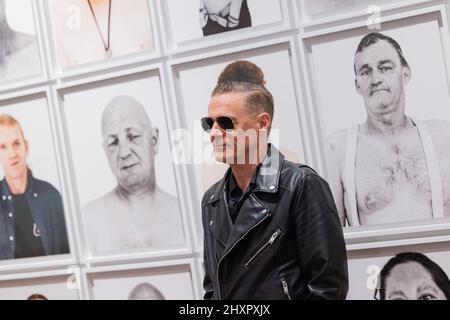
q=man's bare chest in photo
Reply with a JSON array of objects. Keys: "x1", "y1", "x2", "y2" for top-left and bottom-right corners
[{"x1": 355, "y1": 127, "x2": 432, "y2": 225}]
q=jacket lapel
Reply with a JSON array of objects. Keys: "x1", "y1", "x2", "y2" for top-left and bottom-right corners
[
  {"x1": 222, "y1": 193, "x2": 271, "y2": 257},
  {"x1": 207, "y1": 170, "x2": 233, "y2": 255},
  {"x1": 208, "y1": 145, "x2": 285, "y2": 260},
  {"x1": 222, "y1": 145, "x2": 285, "y2": 258}
]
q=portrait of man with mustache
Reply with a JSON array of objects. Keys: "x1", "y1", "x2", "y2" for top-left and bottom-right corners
[{"x1": 328, "y1": 32, "x2": 450, "y2": 227}]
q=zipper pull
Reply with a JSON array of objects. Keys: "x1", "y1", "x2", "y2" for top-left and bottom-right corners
[
  {"x1": 268, "y1": 229, "x2": 282, "y2": 245},
  {"x1": 281, "y1": 278, "x2": 292, "y2": 300}
]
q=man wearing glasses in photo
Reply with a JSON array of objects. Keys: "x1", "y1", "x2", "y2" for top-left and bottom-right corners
[{"x1": 200, "y1": 60, "x2": 348, "y2": 300}]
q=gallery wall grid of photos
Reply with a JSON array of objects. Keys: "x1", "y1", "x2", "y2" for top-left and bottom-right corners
[{"x1": 0, "y1": 0, "x2": 449, "y2": 299}]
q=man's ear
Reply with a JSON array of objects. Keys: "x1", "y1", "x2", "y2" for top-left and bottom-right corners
[
  {"x1": 259, "y1": 113, "x2": 271, "y2": 131},
  {"x1": 402, "y1": 66, "x2": 411, "y2": 85},
  {"x1": 152, "y1": 127, "x2": 159, "y2": 155}
]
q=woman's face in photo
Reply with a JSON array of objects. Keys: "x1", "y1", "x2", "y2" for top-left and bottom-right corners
[{"x1": 385, "y1": 261, "x2": 447, "y2": 300}]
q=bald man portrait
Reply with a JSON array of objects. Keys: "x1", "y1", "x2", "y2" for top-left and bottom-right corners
[
  {"x1": 128, "y1": 282, "x2": 165, "y2": 300},
  {"x1": 83, "y1": 95, "x2": 184, "y2": 253}
]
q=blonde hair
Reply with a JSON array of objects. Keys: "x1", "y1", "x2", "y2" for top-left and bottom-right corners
[{"x1": 0, "y1": 114, "x2": 26, "y2": 139}]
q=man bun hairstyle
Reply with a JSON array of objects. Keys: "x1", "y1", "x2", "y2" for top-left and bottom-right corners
[
  {"x1": 217, "y1": 60, "x2": 266, "y2": 85},
  {"x1": 212, "y1": 60, "x2": 274, "y2": 123}
]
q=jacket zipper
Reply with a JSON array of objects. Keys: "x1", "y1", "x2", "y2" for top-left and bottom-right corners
[
  {"x1": 281, "y1": 278, "x2": 292, "y2": 300},
  {"x1": 216, "y1": 209, "x2": 271, "y2": 299},
  {"x1": 244, "y1": 228, "x2": 282, "y2": 268}
]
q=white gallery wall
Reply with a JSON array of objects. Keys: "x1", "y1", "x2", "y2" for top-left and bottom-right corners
[{"x1": 0, "y1": 0, "x2": 449, "y2": 300}]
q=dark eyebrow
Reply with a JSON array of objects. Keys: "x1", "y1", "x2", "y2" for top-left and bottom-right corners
[
  {"x1": 358, "y1": 63, "x2": 371, "y2": 73},
  {"x1": 378, "y1": 59, "x2": 395, "y2": 66},
  {"x1": 388, "y1": 290, "x2": 407, "y2": 299},
  {"x1": 417, "y1": 285, "x2": 438, "y2": 295},
  {"x1": 125, "y1": 127, "x2": 142, "y2": 133}
]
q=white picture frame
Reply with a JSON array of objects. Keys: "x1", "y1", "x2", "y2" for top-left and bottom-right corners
[
  {"x1": 41, "y1": 0, "x2": 162, "y2": 78},
  {"x1": 158, "y1": 0, "x2": 293, "y2": 54},
  {"x1": 168, "y1": 37, "x2": 310, "y2": 249},
  {"x1": 347, "y1": 240, "x2": 450, "y2": 300},
  {"x1": 0, "y1": 87, "x2": 76, "y2": 273},
  {"x1": 300, "y1": 5, "x2": 450, "y2": 247},
  {"x1": 0, "y1": 0, "x2": 48, "y2": 94},
  {"x1": 56, "y1": 65, "x2": 193, "y2": 264},
  {"x1": 0, "y1": 267, "x2": 82, "y2": 300},
  {"x1": 83, "y1": 259, "x2": 199, "y2": 300}
]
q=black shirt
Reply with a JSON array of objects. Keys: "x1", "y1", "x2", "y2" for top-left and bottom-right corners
[
  {"x1": 226, "y1": 167, "x2": 259, "y2": 224},
  {"x1": 12, "y1": 194, "x2": 45, "y2": 259}
]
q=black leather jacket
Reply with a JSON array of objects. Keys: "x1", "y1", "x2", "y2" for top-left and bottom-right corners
[{"x1": 202, "y1": 145, "x2": 348, "y2": 300}]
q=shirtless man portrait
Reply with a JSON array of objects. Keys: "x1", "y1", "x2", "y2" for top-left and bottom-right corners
[
  {"x1": 328, "y1": 32, "x2": 450, "y2": 227},
  {"x1": 83, "y1": 95, "x2": 184, "y2": 253},
  {"x1": 51, "y1": 0, "x2": 154, "y2": 67}
]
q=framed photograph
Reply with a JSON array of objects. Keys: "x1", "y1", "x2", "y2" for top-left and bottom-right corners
[
  {"x1": 59, "y1": 67, "x2": 188, "y2": 259},
  {"x1": 170, "y1": 38, "x2": 308, "y2": 246},
  {"x1": 0, "y1": 268, "x2": 81, "y2": 300},
  {"x1": 0, "y1": 0, "x2": 44, "y2": 91},
  {"x1": 347, "y1": 240, "x2": 450, "y2": 300},
  {"x1": 46, "y1": 0, "x2": 158, "y2": 72},
  {"x1": 298, "y1": 0, "x2": 434, "y2": 25},
  {"x1": 301, "y1": 6, "x2": 450, "y2": 244},
  {"x1": 84, "y1": 260, "x2": 198, "y2": 300},
  {"x1": 195, "y1": 257, "x2": 205, "y2": 299},
  {"x1": 160, "y1": 0, "x2": 291, "y2": 52},
  {"x1": 0, "y1": 91, "x2": 71, "y2": 265}
]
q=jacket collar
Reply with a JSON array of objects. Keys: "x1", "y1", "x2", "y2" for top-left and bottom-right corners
[
  {"x1": 207, "y1": 144, "x2": 284, "y2": 205},
  {"x1": 0, "y1": 170, "x2": 35, "y2": 201}
]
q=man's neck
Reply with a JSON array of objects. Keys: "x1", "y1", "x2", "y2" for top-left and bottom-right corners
[
  {"x1": 115, "y1": 181, "x2": 158, "y2": 203},
  {"x1": 230, "y1": 163, "x2": 259, "y2": 193},
  {"x1": 6, "y1": 173, "x2": 28, "y2": 195},
  {"x1": 364, "y1": 103, "x2": 412, "y2": 135},
  {"x1": 229, "y1": 145, "x2": 268, "y2": 192}
]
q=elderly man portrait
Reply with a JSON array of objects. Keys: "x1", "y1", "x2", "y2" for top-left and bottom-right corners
[
  {"x1": 0, "y1": 114, "x2": 69, "y2": 260},
  {"x1": 83, "y1": 95, "x2": 184, "y2": 253},
  {"x1": 328, "y1": 32, "x2": 450, "y2": 227},
  {"x1": 201, "y1": 60, "x2": 348, "y2": 300}
]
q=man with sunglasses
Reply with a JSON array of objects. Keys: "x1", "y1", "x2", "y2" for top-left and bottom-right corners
[{"x1": 201, "y1": 60, "x2": 348, "y2": 300}]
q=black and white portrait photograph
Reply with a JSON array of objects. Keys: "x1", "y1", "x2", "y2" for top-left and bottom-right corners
[
  {"x1": 165, "y1": 0, "x2": 282, "y2": 44},
  {"x1": 0, "y1": 0, "x2": 42, "y2": 85},
  {"x1": 199, "y1": 0, "x2": 252, "y2": 36},
  {"x1": 307, "y1": 16, "x2": 450, "y2": 228},
  {"x1": 0, "y1": 99, "x2": 70, "y2": 261},
  {"x1": 0, "y1": 274, "x2": 79, "y2": 300},
  {"x1": 301, "y1": 0, "x2": 407, "y2": 19},
  {"x1": 347, "y1": 243, "x2": 450, "y2": 300},
  {"x1": 49, "y1": 0, "x2": 155, "y2": 68},
  {"x1": 87, "y1": 264, "x2": 195, "y2": 300},
  {"x1": 62, "y1": 74, "x2": 185, "y2": 254},
  {"x1": 174, "y1": 45, "x2": 304, "y2": 206}
]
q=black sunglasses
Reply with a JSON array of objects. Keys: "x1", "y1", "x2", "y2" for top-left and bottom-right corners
[{"x1": 201, "y1": 116, "x2": 236, "y2": 132}]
